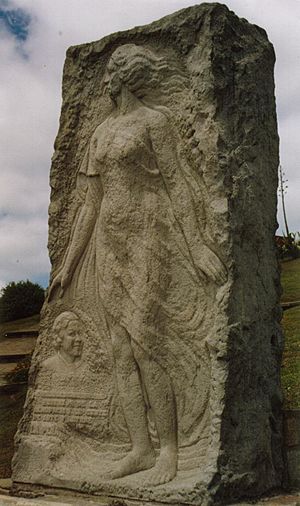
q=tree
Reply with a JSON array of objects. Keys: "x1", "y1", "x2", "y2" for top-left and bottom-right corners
[
  {"x1": 278, "y1": 164, "x2": 290, "y2": 237},
  {"x1": 0, "y1": 280, "x2": 44, "y2": 322},
  {"x1": 277, "y1": 165, "x2": 299, "y2": 259}
]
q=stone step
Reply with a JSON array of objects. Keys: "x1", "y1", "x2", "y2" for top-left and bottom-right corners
[
  {"x1": 282, "y1": 301, "x2": 300, "y2": 311},
  {"x1": 4, "y1": 331, "x2": 39, "y2": 339},
  {"x1": 0, "y1": 355, "x2": 31, "y2": 364},
  {"x1": 0, "y1": 363, "x2": 19, "y2": 387},
  {"x1": 0, "y1": 337, "x2": 36, "y2": 361}
]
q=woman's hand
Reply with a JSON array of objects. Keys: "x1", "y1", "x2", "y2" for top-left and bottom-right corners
[
  {"x1": 193, "y1": 245, "x2": 227, "y2": 285},
  {"x1": 47, "y1": 268, "x2": 72, "y2": 302}
]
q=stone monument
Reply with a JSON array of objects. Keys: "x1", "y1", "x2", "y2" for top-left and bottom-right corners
[{"x1": 12, "y1": 3, "x2": 285, "y2": 504}]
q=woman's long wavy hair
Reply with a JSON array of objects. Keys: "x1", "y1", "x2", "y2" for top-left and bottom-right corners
[{"x1": 107, "y1": 43, "x2": 188, "y2": 104}]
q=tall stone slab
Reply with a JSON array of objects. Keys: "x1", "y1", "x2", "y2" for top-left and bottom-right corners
[{"x1": 12, "y1": 3, "x2": 285, "y2": 504}]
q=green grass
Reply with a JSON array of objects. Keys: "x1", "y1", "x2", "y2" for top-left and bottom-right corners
[
  {"x1": 280, "y1": 258, "x2": 300, "y2": 303},
  {"x1": 281, "y1": 307, "x2": 300, "y2": 409},
  {"x1": 281, "y1": 259, "x2": 300, "y2": 410},
  {"x1": 0, "y1": 314, "x2": 39, "y2": 339}
]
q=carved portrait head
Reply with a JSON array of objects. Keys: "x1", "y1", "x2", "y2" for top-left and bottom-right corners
[{"x1": 52, "y1": 311, "x2": 83, "y2": 361}]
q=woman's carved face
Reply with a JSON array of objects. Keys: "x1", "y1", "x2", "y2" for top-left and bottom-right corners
[
  {"x1": 60, "y1": 320, "x2": 83, "y2": 359},
  {"x1": 105, "y1": 49, "x2": 148, "y2": 99},
  {"x1": 104, "y1": 59, "x2": 122, "y2": 100}
]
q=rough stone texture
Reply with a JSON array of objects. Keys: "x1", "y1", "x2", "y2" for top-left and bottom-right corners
[
  {"x1": 3, "y1": 492, "x2": 300, "y2": 506},
  {"x1": 12, "y1": 3, "x2": 285, "y2": 505}
]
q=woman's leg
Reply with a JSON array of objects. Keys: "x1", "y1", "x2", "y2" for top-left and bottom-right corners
[
  {"x1": 104, "y1": 323, "x2": 155, "y2": 479},
  {"x1": 131, "y1": 339, "x2": 178, "y2": 485}
]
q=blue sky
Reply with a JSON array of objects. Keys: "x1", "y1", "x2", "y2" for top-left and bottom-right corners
[
  {"x1": 0, "y1": 0, "x2": 300, "y2": 290},
  {"x1": 0, "y1": 1, "x2": 30, "y2": 41}
]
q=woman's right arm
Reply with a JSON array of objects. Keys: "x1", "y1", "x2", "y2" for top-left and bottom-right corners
[{"x1": 48, "y1": 175, "x2": 101, "y2": 301}]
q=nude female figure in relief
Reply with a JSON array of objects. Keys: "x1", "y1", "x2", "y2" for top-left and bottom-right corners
[{"x1": 49, "y1": 44, "x2": 226, "y2": 485}]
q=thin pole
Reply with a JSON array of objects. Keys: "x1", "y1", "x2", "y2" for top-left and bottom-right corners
[{"x1": 279, "y1": 164, "x2": 290, "y2": 237}]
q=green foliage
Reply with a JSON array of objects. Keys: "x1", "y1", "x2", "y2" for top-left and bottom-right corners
[
  {"x1": 281, "y1": 258, "x2": 300, "y2": 409},
  {"x1": 5, "y1": 356, "x2": 31, "y2": 384},
  {"x1": 0, "y1": 385, "x2": 27, "y2": 477},
  {"x1": 0, "y1": 280, "x2": 44, "y2": 323},
  {"x1": 281, "y1": 306, "x2": 300, "y2": 409},
  {"x1": 276, "y1": 233, "x2": 300, "y2": 260}
]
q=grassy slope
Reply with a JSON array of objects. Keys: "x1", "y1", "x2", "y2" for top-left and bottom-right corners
[
  {"x1": 0, "y1": 314, "x2": 39, "y2": 338},
  {"x1": 280, "y1": 258, "x2": 300, "y2": 409},
  {"x1": 280, "y1": 258, "x2": 300, "y2": 303}
]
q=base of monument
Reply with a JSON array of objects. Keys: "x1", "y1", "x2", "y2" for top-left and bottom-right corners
[
  {"x1": 10, "y1": 482, "x2": 300, "y2": 506},
  {"x1": 11, "y1": 469, "x2": 211, "y2": 506},
  {"x1": 11, "y1": 481, "x2": 205, "y2": 506},
  {"x1": 11, "y1": 437, "x2": 286, "y2": 505},
  {"x1": 11, "y1": 435, "x2": 216, "y2": 505}
]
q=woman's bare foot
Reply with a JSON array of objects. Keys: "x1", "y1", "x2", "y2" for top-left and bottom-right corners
[
  {"x1": 103, "y1": 449, "x2": 156, "y2": 480},
  {"x1": 144, "y1": 449, "x2": 177, "y2": 486}
]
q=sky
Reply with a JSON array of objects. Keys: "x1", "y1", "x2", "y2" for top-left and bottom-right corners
[{"x1": 0, "y1": 0, "x2": 299, "y2": 290}]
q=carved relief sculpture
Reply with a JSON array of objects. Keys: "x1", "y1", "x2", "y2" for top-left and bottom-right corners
[
  {"x1": 48, "y1": 43, "x2": 226, "y2": 486},
  {"x1": 12, "y1": 5, "x2": 284, "y2": 505},
  {"x1": 42, "y1": 312, "x2": 83, "y2": 374}
]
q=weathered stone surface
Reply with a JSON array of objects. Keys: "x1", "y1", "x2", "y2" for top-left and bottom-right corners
[
  {"x1": 3, "y1": 491, "x2": 300, "y2": 506},
  {"x1": 12, "y1": 3, "x2": 284, "y2": 504}
]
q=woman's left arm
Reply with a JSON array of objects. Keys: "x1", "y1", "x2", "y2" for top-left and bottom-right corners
[{"x1": 149, "y1": 111, "x2": 227, "y2": 285}]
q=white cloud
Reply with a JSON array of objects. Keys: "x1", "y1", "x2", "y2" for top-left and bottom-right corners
[
  {"x1": 0, "y1": 214, "x2": 50, "y2": 284},
  {"x1": 1, "y1": 0, "x2": 299, "y2": 290}
]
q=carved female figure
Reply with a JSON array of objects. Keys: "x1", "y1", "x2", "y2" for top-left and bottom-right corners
[{"x1": 49, "y1": 44, "x2": 226, "y2": 485}]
